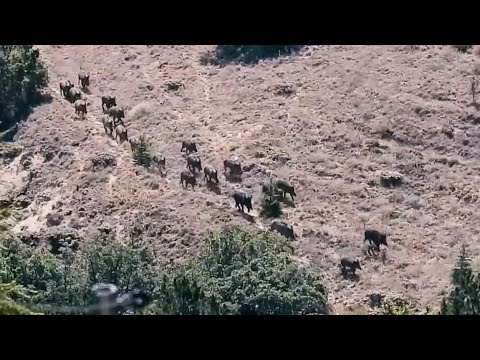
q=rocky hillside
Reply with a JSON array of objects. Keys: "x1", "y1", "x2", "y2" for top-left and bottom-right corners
[{"x1": 2, "y1": 45, "x2": 480, "y2": 313}]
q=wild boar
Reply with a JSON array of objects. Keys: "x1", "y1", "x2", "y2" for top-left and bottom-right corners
[
  {"x1": 181, "y1": 140, "x2": 198, "y2": 155},
  {"x1": 187, "y1": 155, "x2": 202, "y2": 173},
  {"x1": 233, "y1": 190, "x2": 252, "y2": 213},
  {"x1": 340, "y1": 258, "x2": 362, "y2": 276},
  {"x1": 180, "y1": 170, "x2": 196, "y2": 189},
  {"x1": 270, "y1": 219, "x2": 295, "y2": 240},
  {"x1": 273, "y1": 179, "x2": 296, "y2": 200},
  {"x1": 204, "y1": 165, "x2": 219, "y2": 184}
]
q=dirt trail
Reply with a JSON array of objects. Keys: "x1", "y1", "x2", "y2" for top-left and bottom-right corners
[{"x1": 7, "y1": 45, "x2": 480, "y2": 311}]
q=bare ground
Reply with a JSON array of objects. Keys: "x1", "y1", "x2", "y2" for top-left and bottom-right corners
[{"x1": 2, "y1": 45, "x2": 480, "y2": 313}]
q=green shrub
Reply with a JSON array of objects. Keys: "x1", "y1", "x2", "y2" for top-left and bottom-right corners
[
  {"x1": 260, "y1": 194, "x2": 283, "y2": 219},
  {"x1": 201, "y1": 45, "x2": 304, "y2": 65},
  {"x1": 0, "y1": 46, "x2": 49, "y2": 136},
  {"x1": 381, "y1": 298, "x2": 414, "y2": 315},
  {"x1": 133, "y1": 136, "x2": 152, "y2": 168}
]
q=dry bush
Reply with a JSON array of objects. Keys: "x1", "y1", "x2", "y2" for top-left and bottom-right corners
[
  {"x1": 108, "y1": 177, "x2": 155, "y2": 209},
  {"x1": 90, "y1": 153, "x2": 117, "y2": 172},
  {"x1": 404, "y1": 195, "x2": 424, "y2": 210},
  {"x1": 268, "y1": 84, "x2": 295, "y2": 97},
  {"x1": 126, "y1": 102, "x2": 153, "y2": 122}
]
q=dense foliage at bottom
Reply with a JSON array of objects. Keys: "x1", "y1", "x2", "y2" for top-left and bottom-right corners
[{"x1": 0, "y1": 225, "x2": 329, "y2": 315}]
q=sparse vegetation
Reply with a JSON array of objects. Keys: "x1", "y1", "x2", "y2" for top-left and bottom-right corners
[
  {"x1": 441, "y1": 245, "x2": 480, "y2": 315},
  {"x1": 200, "y1": 45, "x2": 304, "y2": 65},
  {"x1": 0, "y1": 46, "x2": 49, "y2": 139},
  {"x1": 133, "y1": 136, "x2": 152, "y2": 168}
]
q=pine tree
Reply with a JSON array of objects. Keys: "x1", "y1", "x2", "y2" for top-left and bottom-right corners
[
  {"x1": 133, "y1": 136, "x2": 152, "y2": 168},
  {"x1": 441, "y1": 245, "x2": 480, "y2": 315},
  {"x1": 260, "y1": 194, "x2": 283, "y2": 219}
]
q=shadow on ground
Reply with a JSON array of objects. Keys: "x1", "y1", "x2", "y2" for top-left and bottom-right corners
[
  {"x1": 206, "y1": 182, "x2": 221, "y2": 195},
  {"x1": 224, "y1": 172, "x2": 243, "y2": 183},
  {"x1": 200, "y1": 45, "x2": 305, "y2": 66}
]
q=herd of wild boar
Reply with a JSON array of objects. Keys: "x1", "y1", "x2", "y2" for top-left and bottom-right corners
[{"x1": 59, "y1": 69, "x2": 389, "y2": 280}]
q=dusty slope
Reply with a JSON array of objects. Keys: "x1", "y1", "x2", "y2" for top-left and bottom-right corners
[{"x1": 3, "y1": 45, "x2": 480, "y2": 312}]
